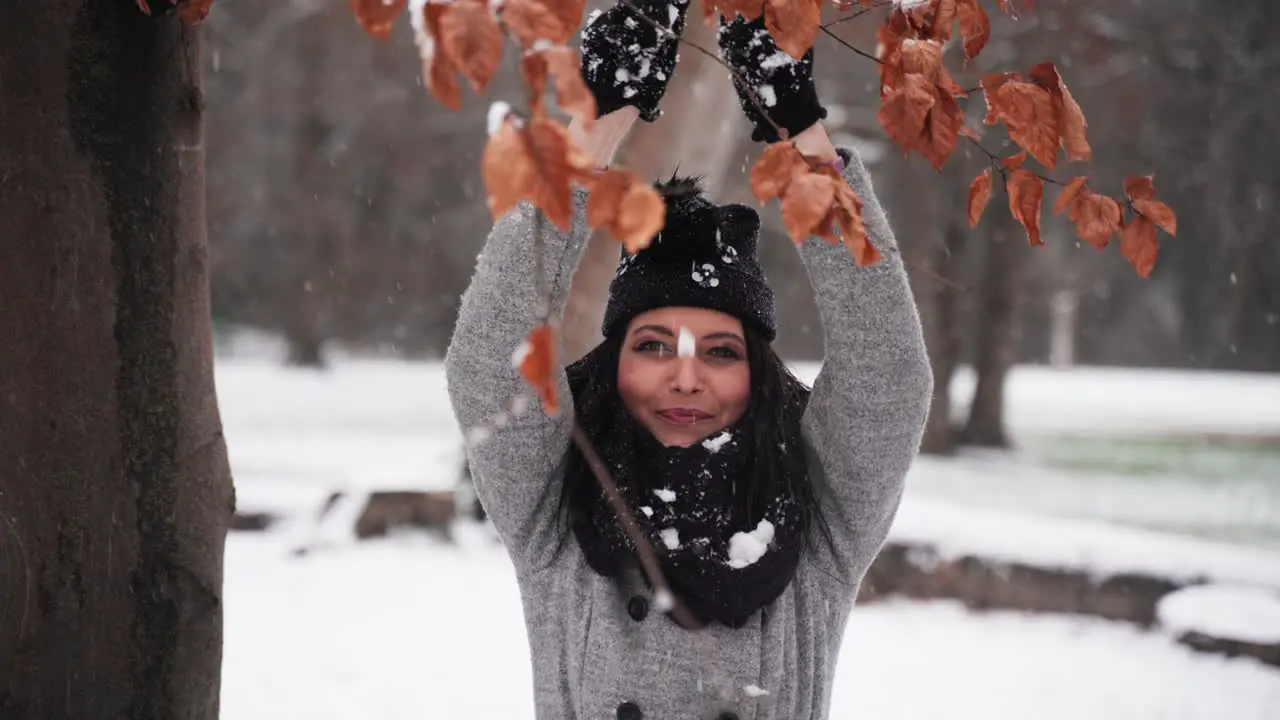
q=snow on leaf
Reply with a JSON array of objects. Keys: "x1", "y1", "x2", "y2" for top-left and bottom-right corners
[
  {"x1": 487, "y1": 102, "x2": 511, "y2": 136},
  {"x1": 967, "y1": 167, "x2": 992, "y2": 228}
]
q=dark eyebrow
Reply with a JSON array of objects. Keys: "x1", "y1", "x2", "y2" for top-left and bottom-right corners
[
  {"x1": 630, "y1": 324, "x2": 674, "y2": 337},
  {"x1": 704, "y1": 332, "x2": 745, "y2": 344}
]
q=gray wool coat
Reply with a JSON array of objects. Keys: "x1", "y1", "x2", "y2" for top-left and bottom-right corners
[{"x1": 445, "y1": 147, "x2": 932, "y2": 720}]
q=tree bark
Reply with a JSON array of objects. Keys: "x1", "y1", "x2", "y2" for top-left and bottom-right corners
[
  {"x1": 0, "y1": 3, "x2": 234, "y2": 719},
  {"x1": 962, "y1": 213, "x2": 1023, "y2": 448},
  {"x1": 560, "y1": 18, "x2": 744, "y2": 362}
]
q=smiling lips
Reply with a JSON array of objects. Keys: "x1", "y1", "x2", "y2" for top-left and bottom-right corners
[{"x1": 656, "y1": 408, "x2": 714, "y2": 425}]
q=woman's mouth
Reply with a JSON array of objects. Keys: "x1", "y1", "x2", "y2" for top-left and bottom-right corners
[{"x1": 656, "y1": 408, "x2": 714, "y2": 425}]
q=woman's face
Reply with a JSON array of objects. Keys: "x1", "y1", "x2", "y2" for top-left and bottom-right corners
[{"x1": 617, "y1": 307, "x2": 751, "y2": 448}]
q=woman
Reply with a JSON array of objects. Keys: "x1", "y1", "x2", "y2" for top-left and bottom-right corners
[{"x1": 446, "y1": 3, "x2": 932, "y2": 719}]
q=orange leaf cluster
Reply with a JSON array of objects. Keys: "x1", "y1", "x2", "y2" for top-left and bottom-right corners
[
  {"x1": 1119, "y1": 176, "x2": 1177, "y2": 277},
  {"x1": 748, "y1": 145, "x2": 880, "y2": 266},
  {"x1": 876, "y1": 8, "x2": 967, "y2": 171},
  {"x1": 982, "y1": 62, "x2": 1091, "y2": 170}
]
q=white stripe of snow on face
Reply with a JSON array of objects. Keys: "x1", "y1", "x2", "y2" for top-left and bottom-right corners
[{"x1": 677, "y1": 326, "x2": 695, "y2": 358}]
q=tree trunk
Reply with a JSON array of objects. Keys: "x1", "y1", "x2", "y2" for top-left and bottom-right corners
[
  {"x1": 918, "y1": 218, "x2": 967, "y2": 455},
  {"x1": 0, "y1": 4, "x2": 234, "y2": 719},
  {"x1": 560, "y1": 18, "x2": 744, "y2": 362},
  {"x1": 962, "y1": 214, "x2": 1024, "y2": 448}
]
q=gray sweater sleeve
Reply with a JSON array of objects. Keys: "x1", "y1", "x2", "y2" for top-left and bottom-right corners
[
  {"x1": 798, "y1": 147, "x2": 933, "y2": 587},
  {"x1": 445, "y1": 190, "x2": 593, "y2": 572}
]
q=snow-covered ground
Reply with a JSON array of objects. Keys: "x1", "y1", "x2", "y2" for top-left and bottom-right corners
[{"x1": 215, "y1": 350, "x2": 1280, "y2": 718}]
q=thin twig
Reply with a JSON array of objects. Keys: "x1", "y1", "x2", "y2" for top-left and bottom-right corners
[
  {"x1": 820, "y1": 0, "x2": 898, "y2": 29},
  {"x1": 570, "y1": 422, "x2": 706, "y2": 630},
  {"x1": 819, "y1": 25, "x2": 883, "y2": 65},
  {"x1": 617, "y1": 0, "x2": 791, "y2": 141},
  {"x1": 963, "y1": 134, "x2": 1063, "y2": 187}
]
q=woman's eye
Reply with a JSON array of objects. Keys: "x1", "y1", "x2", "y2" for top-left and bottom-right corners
[
  {"x1": 636, "y1": 340, "x2": 671, "y2": 354},
  {"x1": 708, "y1": 346, "x2": 742, "y2": 360}
]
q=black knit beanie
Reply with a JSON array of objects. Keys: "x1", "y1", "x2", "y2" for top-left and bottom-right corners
[{"x1": 601, "y1": 177, "x2": 777, "y2": 341}]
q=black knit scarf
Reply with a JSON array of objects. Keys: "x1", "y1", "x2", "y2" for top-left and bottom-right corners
[{"x1": 570, "y1": 406, "x2": 804, "y2": 629}]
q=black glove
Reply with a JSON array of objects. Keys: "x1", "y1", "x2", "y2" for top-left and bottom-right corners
[
  {"x1": 580, "y1": 0, "x2": 691, "y2": 122},
  {"x1": 716, "y1": 15, "x2": 828, "y2": 143}
]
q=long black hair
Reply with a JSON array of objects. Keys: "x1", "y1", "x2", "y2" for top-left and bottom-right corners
[{"x1": 555, "y1": 323, "x2": 834, "y2": 557}]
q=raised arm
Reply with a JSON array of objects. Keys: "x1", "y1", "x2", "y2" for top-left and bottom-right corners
[
  {"x1": 792, "y1": 125, "x2": 932, "y2": 586},
  {"x1": 445, "y1": 110, "x2": 636, "y2": 573},
  {"x1": 447, "y1": 0, "x2": 689, "y2": 573},
  {"x1": 716, "y1": 15, "x2": 932, "y2": 586}
]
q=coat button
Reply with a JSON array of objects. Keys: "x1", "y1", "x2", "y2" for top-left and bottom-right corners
[
  {"x1": 616, "y1": 700, "x2": 643, "y2": 720},
  {"x1": 715, "y1": 713, "x2": 740, "y2": 720},
  {"x1": 627, "y1": 595, "x2": 649, "y2": 621}
]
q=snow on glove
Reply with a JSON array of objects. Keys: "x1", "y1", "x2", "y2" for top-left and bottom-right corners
[
  {"x1": 580, "y1": 0, "x2": 691, "y2": 122},
  {"x1": 717, "y1": 14, "x2": 828, "y2": 143}
]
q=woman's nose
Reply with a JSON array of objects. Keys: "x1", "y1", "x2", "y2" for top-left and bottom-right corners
[{"x1": 671, "y1": 356, "x2": 702, "y2": 393}]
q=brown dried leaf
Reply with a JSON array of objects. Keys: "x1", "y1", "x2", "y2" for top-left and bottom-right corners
[
  {"x1": 1006, "y1": 169, "x2": 1044, "y2": 246},
  {"x1": 968, "y1": 168, "x2": 992, "y2": 228},
  {"x1": 349, "y1": 0, "x2": 407, "y2": 38},
  {"x1": 179, "y1": 0, "x2": 215, "y2": 24},
  {"x1": 504, "y1": 0, "x2": 585, "y2": 47},
  {"x1": 481, "y1": 117, "x2": 594, "y2": 230},
  {"x1": 781, "y1": 174, "x2": 838, "y2": 242},
  {"x1": 750, "y1": 143, "x2": 810, "y2": 204},
  {"x1": 833, "y1": 183, "x2": 879, "y2": 265},
  {"x1": 587, "y1": 170, "x2": 665, "y2": 253},
  {"x1": 878, "y1": 73, "x2": 936, "y2": 155},
  {"x1": 956, "y1": 0, "x2": 990, "y2": 61},
  {"x1": 1053, "y1": 176, "x2": 1089, "y2": 216},
  {"x1": 439, "y1": 0, "x2": 504, "y2": 93},
  {"x1": 982, "y1": 72, "x2": 1061, "y2": 170},
  {"x1": 517, "y1": 324, "x2": 560, "y2": 415},
  {"x1": 1030, "y1": 62, "x2": 1091, "y2": 163},
  {"x1": 419, "y1": 2, "x2": 463, "y2": 109},
  {"x1": 765, "y1": 0, "x2": 822, "y2": 60},
  {"x1": 1133, "y1": 199, "x2": 1177, "y2": 236},
  {"x1": 1121, "y1": 215, "x2": 1159, "y2": 277},
  {"x1": 1072, "y1": 192, "x2": 1123, "y2": 248},
  {"x1": 919, "y1": 90, "x2": 963, "y2": 170},
  {"x1": 543, "y1": 46, "x2": 597, "y2": 127},
  {"x1": 925, "y1": 0, "x2": 958, "y2": 42},
  {"x1": 876, "y1": 9, "x2": 911, "y2": 96},
  {"x1": 1124, "y1": 175, "x2": 1157, "y2": 201},
  {"x1": 1001, "y1": 150, "x2": 1026, "y2": 171}
]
